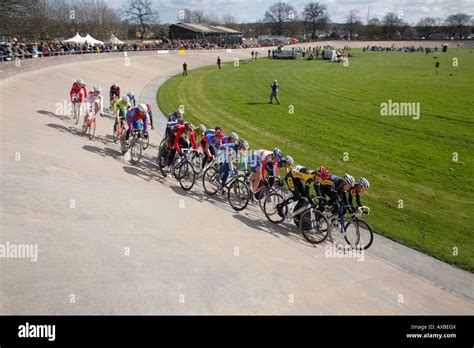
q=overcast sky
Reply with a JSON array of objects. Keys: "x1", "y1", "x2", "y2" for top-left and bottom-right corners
[{"x1": 107, "y1": 0, "x2": 473, "y2": 24}]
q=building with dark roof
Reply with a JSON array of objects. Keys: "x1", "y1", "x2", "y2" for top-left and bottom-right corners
[{"x1": 169, "y1": 23, "x2": 243, "y2": 45}]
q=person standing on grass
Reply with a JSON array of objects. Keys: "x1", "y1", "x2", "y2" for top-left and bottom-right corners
[
  {"x1": 217, "y1": 56, "x2": 221, "y2": 69},
  {"x1": 251, "y1": 51, "x2": 254, "y2": 59},
  {"x1": 270, "y1": 80, "x2": 280, "y2": 105},
  {"x1": 183, "y1": 62, "x2": 188, "y2": 76}
]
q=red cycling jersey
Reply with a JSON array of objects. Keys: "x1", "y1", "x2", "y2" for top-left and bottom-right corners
[
  {"x1": 261, "y1": 153, "x2": 279, "y2": 181},
  {"x1": 70, "y1": 82, "x2": 88, "y2": 102},
  {"x1": 174, "y1": 124, "x2": 198, "y2": 155}
]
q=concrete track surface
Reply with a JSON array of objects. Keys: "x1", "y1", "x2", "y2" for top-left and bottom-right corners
[{"x1": 1, "y1": 47, "x2": 473, "y2": 314}]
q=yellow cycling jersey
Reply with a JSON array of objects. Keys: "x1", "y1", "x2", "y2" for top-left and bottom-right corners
[
  {"x1": 114, "y1": 98, "x2": 131, "y2": 113},
  {"x1": 291, "y1": 165, "x2": 316, "y2": 184}
]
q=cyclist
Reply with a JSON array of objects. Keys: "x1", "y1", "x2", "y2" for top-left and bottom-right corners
[
  {"x1": 348, "y1": 177, "x2": 370, "y2": 212},
  {"x1": 126, "y1": 91, "x2": 136, "y2": 106},
  {"x1": 165, "y1": 108, "x2": 184, "y2": 144},
  {"x1": 320, "y1": 173, "x2": 356, "y2": 215},
  {"x1": 144, "y1": 103, "x2": 155, "y2": 136},
  {"x1": 284, "y1": 162, "x2": 331, "y2": 218},
  {"x1": 221, "y1": 132, "x2": 239, "y2": 145},
  {"x1": 70, "y1": 79, "x2": 88, "y2": 110},
  {"x1": 248, "y1": 148, "x2": 283, "y2": 193},
  {"x1": 114, "y1": 95, "x2": 131, "y2": 132},
  {"x1": 193, "y1": 124, "x2": 207, "y2": 142},
  {"x1": 164, "y1": 122, "x2": 198, "y2": 171},
  {"x1": 217, "y1": 138, "x2": 249, "y2": 190},
  {"x1": 125, "y1": 103, "x2": 148, "y2": 143},
  {"x1": 201, "y1": 128, "x2": 225, "y2": 170},
  {"x1": 82, "y1": 85, "x2": 103, "y2": 132},
  {"x1": 109, "y1": 82, "x2": 120, "y2": 110}
]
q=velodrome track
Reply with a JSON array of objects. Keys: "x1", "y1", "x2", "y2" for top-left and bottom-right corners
[{"x1": 1, "y1": 44, "x2": 473, "y2": 314}]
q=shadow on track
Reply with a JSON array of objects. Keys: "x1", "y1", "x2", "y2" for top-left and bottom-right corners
[
  {"x1": 37, "y1": 109, "x2": 70, "y2": 121},
  {"x1": 44, "y1": 118, "x2": 320, "y2": 249}
]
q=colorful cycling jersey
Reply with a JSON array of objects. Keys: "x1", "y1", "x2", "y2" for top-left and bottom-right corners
[
  {"x1": 248, "y1": 149, "x2": 278, "y2": 180},
  {"x1": 202, "y1": 133, "x2": 222, "y2": 152},
  {"x1": 114, "y1": 98, "x2": 131, "y2": 114},
  {"x1": 70, "y1": 82, "x2": 87, "y2": 101},
  {"x1": 126, "y1": 106, "x2": 148, "y2": 132},
  {"x1": 173, "y1": 124, "x2": 198, "y2": 155},
  {"x1": 86, "y1": 92, "x2": 104, "y2": 114},
  {"x1": 218, "y1": 143, "x2": 248, "y2": 172},
  {"x1": 204, "y1": 129, "x2": 215, "y2": 136},
  {"x1": 166, "y1": 111, "x2": 182, "y2": 129},
  {"x1": 221, "y1": 136, "x2": 236, "y2": 145},
  {"x1": 291, "y1": 165, "x2": 316, "y2": 184}
]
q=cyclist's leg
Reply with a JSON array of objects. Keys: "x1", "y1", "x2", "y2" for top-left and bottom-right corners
[
  {"x1": 166, "y1": 132, "x2": 177, "y2": 166},
  {"x1": 219, "y1": 162, "x2": 230, "y2": 186}
]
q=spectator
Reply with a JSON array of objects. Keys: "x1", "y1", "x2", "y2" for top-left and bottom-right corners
[
  {"x1": 183, "y1": 62, "x2": 188, "y2": 76},
  {"x1": 251, "y1": 51, "x2": 254, "y2": 59},
  {"x1": 269, "y1": 80, "x2": 280, "y2": 105},
  {"x1": 217, "y1": 56, "x2": 221, "y2": 69}
]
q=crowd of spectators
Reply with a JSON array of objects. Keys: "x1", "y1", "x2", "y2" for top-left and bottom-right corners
[{"x1": 1, "y1": 36, "x2": 259, "y2": 62}]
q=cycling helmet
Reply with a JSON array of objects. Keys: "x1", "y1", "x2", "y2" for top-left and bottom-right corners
[
  {"x1": 176, "y1": 108, "x2": 184, "y2": 117},
  {"x1": 113, "y1": 82, "x2": 119, "y2": 88},
  {"x1": 93, "y1": 85, "x2": 102, "y2": 93},
  {"x1": 283, "y1": 155, "x2": 294, "y2": 166},
  {"x1": 273, "y1": 147, "x2": 282, "y2": 159},
  {"x1": 215, "y1": 129, "x2": 224, "y2": 138},
  {"x1": 198, "y1": 124, "x2": 206, "y2": 133},
  {"x1": 137, "y1": 103, "x2": 147, "y2": 113},
  {"x1": 238, "y1": 139, "x2": 249, "y2": 150},
  {"x1": 122, "y1": 95, "x2": 130, "y2": 104},
  {"x1": 359, "y1": 177, "x2": 370, "y2": 189},
  {"x1": 316, "y1": 166, "x2": 330, "y2": 180},
  {"x1": 77, "y1": 79, "x2": 84, "y2": 86},
  {"x1": 184, "y1": 122, "x2": 194, "y2": 131},
  {"x1": 127, "y1": 91, "x2": 135, "y2": 99},
  {"x1": 343, "y1": 173, "x2": 356, "y2": 187},
  {"x1": 214, "y1": 126, "x2": 222, "y2": 131},
  {"x1": 229, "y1": 132, "x2": 239, "y2": 141}
]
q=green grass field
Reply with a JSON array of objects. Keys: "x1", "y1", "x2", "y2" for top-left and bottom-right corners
[{"x1": 157, "y1": 48, "x2": 474, "y2": 271}]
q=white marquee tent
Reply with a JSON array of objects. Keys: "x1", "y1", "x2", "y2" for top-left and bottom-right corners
[
  {"x1": 108, "y1": 33, "x2": 124, "y2": 45},
  {"x1": 84, "y1": 34, "x2": 104, "y2": 45},
  {"x1": 63, "y1": 33, "x2": 87, "y2": 44}
]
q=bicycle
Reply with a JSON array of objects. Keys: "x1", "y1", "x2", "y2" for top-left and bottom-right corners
[
  {"x1": 334, "y1": 206, "x2": 373, "y2": 250},
  {"x1": 71, "y1": 95, "x2": 83, "y2": 125},
  {"x1": 264, "y1": 191, "x2": 330, "y2": 244},
  {"x1": 121, "y1": 129, "x2": 143, "y2": 164},
  {"x1": 202, "y1": 162, "x2": 250, "y2": 211},
  {"x1": 83, "y1": 102, "x2": 99, "y2": 140},
  {"x1": 113, "y1": 109, "x2": 127, "y2": 144}
]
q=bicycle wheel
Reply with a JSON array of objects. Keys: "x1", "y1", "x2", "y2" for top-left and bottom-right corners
[
  {"x1": 202, "y1": 166, "x2": 220, "y2": 195},
  {"x1": 88, "y1": 118, "x2": 96, "y2": 140},
  {"x1": 190, "y1": 152, "x2": 204, "y2": 176},
  {"x1": 74, "y1": 104, "x2": 80, "y2": 125},
  {"x1": 113, "y1": 122, "x2": 119, "y2": 143},
  {"x1": 299, "y1": 209, "x2": 330, "y2": 244},
  {"x1": 130, "y1": 137, "x2": 142, "y2": 164},
  {"x1": 263, "y1": 192, "x2": 286, "y2": 224},
  {"x1": 143, "y1": 133, "x2": 150, "y2": 150},
  {"x1": 178, "y1": 161, "x2": 195, "y2": 191},
  {"x1": 157, "y1": 143, "x2": 169, "y2": 176},
  {"x1": 258, "y1": 186, "x2": 271, "y2": 212},
  {"x1": 347, "y1": 219, "x2": 373, "y2": 251},
  {"x1": 228, "y1": 177, "x2": 250, "y2": 211},
  {"x1": 333, "y1": 219, "x2": 360, "y2": 252}
]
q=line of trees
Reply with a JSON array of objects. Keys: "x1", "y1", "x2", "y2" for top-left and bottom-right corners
[
  {"x1": 257, "y1": 1, "x2": 473, "y2": 40},
  {"x1": 0, "y1": 0, "x2": 473, "y2": 42}
]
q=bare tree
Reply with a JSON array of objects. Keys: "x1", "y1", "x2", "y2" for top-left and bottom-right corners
[
  {"x1": 416, "y1": 17, "x2": 440, "y2": 38},
  {"x1": 445, "y1": 13, "x2": 472, "y2": 38},
  {"x1": 127, "y1": 0, "x2": 158, "y2": 41},
  {"x1": 303, "y1": 2, "x2": 328, "y2": 40},
  {"x1": 221, "y1": 14, "x2": 236, "y2": 26},
  {"x1": 263, "y1": 2, "x2": 297, "y2": 36},
  {"x1": 364, "y1": 17, "x2": 381, "y2": 39},
  {"x1": 345, "y1": 10, "x2": 362, "y2": 39},
  {"x1": 382, "y1": 12, "x2": 404, "y2": 39}
]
